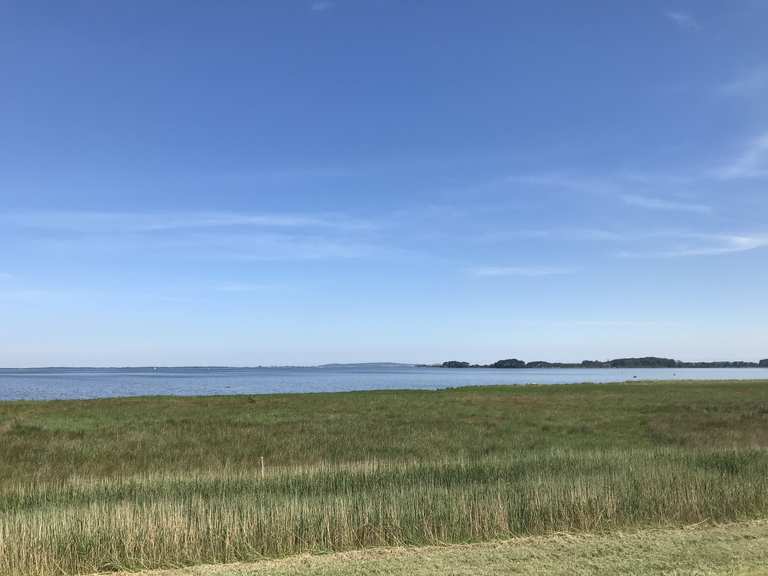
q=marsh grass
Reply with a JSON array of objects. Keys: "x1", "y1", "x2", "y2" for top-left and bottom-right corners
[{"x1": 1, "y1": 381, "x2": 768, "y2": 575}]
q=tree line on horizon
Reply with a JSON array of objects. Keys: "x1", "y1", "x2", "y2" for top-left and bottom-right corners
[{"x1": 429, "y1": 357, "x2": 768, "y2": 369}]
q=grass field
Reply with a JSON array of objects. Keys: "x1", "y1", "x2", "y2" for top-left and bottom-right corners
[{"x1": 2, "y1": 380, "x2": 768, "y2": 575}]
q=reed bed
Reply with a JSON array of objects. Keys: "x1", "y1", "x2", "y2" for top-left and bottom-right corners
[{"x1": 2, "y1": 448, "x2": 768, "y2": 575}]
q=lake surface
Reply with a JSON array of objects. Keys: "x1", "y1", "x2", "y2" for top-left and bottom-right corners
[{"x1": 1, "y1": 366, "x2": 768, "y2": 401}]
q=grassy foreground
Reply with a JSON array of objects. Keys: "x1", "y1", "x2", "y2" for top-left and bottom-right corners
[
  {"x1": 103, "y1": 520, "x2": 768, "y2": 576},
  {"x1": 2, "y1": 380, "x2": 768, "y2": 574}
]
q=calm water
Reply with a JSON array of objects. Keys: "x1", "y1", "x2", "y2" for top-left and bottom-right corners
[{"x1": 1, "y1": 366, "x2": 767, "y2": 401}]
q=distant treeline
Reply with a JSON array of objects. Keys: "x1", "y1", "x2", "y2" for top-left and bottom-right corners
[{"x1": 426, "y1": 357, "x2": 768, "y2": 369}]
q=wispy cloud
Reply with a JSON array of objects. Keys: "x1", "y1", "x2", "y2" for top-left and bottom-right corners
[
  {"x1": 525, "y1": 319, "x2": 682, "y2": 328},
  {"x1": 0, "y1": 289, "x2": 57, "y2": 302},
  {"x1": 506, "y1": 173, "x2": 607, "y2": 193},
  {"x1": 151, "y1": 295, "x2": 202, "y2": 304},
  {"x1": 622, "y1": 194, "x2": 712, "y2": 214},
  {"x1": 509, "y1": 171, "x2": 706, "y2": 198},
  {"x1": 617, "y1": 233, "x2": 768, "y2": 258},
  {"x1": 664, "y1": 10, "x2": 699, "y2": 29},
  {"x1": 0, "y1": 273, "x2": 13, "y2": 280},
  {"x1": 310, "y1": 1, "x2": 335, "y2": 12},
  {"x1": 566, "y1": 320, "x2": 681, "y2": 327},
  {"x1": 513, "y1": 131, "x2": 768, "y2": 188},
  {"x1": 510, "y1": 172, "x2": 716, "y2": 216},
  {"x1": 175, "y1": 232, "x2": 394, "y2": 262},
  {"x1": 213, "y1": 282, "x2": 274, "y2": 293},
  {"x1": 716, "y1": 133, "x2": 768, "y2": 180},
  {"x1": 476, "y1": 228, "x2": 624, "y2": 244},
  {"x1": 502, "y1": 224, "x2": 768, "y2": 261},
  {"x1": 2, "y1": 211, "x2": 396, "y2": 263},
  {"x1": 3, "y1": 211, "x2": 373, "y2": 233},
  {"x1": 470, "y1": 266, "x2": 577, "y2": 277},
  {"x1": 718, "y1": 67, "x2": 768, "y2": 98}
]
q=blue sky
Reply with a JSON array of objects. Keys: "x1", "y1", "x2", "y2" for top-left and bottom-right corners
[{"x1": 2, "y1": 1, "x2": 767, "y2": 366}]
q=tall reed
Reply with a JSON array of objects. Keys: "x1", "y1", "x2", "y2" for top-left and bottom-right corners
[{"x1": 2, "y1": 448, "x2": 767, "y2": 575}]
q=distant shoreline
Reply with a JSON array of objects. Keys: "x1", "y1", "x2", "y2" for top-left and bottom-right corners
[
  {"x1": 2, "y1": 358, "x2": 768, "y2": 371},
  {"x1": 425, "y1": 356, "x2": 768, "y2": 369}
]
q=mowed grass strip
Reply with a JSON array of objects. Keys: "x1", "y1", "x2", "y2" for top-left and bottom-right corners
[
  {"x1": 101, "y1": 520, "x2": 768, "y2": 576},
  {"x1": 1, "y1": 380, "x2": 768, "y2": 575}
]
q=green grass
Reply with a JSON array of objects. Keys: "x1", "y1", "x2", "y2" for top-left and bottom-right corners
[
  {"x1": 1, "y1": 380, "x2": 768, "y2": 575},
  {"x1": 103, "y1": 520, "x2": 768, "y2": 576}
]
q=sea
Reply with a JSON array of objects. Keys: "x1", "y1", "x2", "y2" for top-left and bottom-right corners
[{"x1": 1, "y1": 365, "x2": 767, "y2": 401}]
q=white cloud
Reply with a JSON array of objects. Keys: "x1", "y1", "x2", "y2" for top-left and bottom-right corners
[
  {"x1": 0, "y1": 289, "x2": 56, "y2": 301},
  {"x1": 509, "y1": 171, "x2": 705, "y2": 199},
  {"x1": 506, "y1": 173, "x2": 606, "y2": 193},
  {"x1": 213, "y1": 282, "x2": 273, "y2": 293},
  {"x1": 1, "y1": 211, "x2": 395, "y2": 263},
  {"x1": 532, "y1": 319, "x2": 682, "y2": 328},
  {"x1": 152, "y1": 295, "x2": 202, "y2": 304},
  {"x1": 310, "y1": 1, "x2": 335, "y2": 12},
  {"x1": 664, "y1": 10, "x2": 699, "y2": 29},
  {"x1": 718, "y1": 68, "x2": 768, "y2": 98},
  {"x1": 617, "y1": 233, "x2": 768, "y2": 258},
  {"x1": 481, "y1": 228, "x2": 624, "y2": 243},
  {"x1": 512, "y1": 226, "x2": 768, "y2": 260},
  {"x1": 567, "y1": 320, "x2": 681, "y2": 327},
  {"x1": 509, "y1": 172, "x2": 715, "y2": 215},
  {"x1": 3, "y1": 211, "x2": 373, "y2": 233},
  {"x1": 470, "y1": 266, "x2": 577, "y2": 277},
  {"x1": 717, "y1": 133, "x2": 768, "y2": 180},
  {"x1": 622, "y1": 194, "x2": 712, "y2": 214},
  {"x1": 180, "y1": 232, "x2": 394, "y2": 262},
  {"x1": 0, "y1": 273, "x2": 12, "y2": 280}
]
